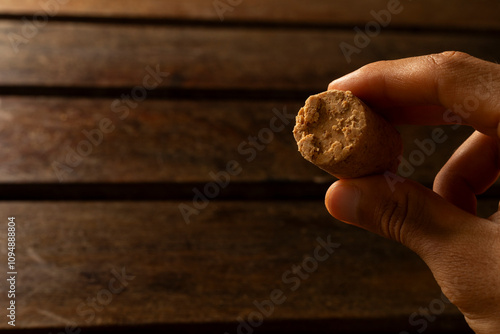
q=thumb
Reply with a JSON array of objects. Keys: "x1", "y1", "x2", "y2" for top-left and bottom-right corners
[
  {"x1": 325, "y1": 175, "x2": 500, "y2": 331},
  {"x1": 324, "y1": 174, "x2": 477, "y2": 257}
]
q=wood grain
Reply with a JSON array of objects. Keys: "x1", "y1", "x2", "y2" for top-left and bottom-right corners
[
  {"x1": 0, "y1": 0, "x2": 498, "y2": 31},
  {"x1": 0, "y1": 1, "x2": 495, "y2": 333},
  {"x1": 0, "y1": 22, "x2": 499, "y2": 91},
  {"x1": 0, "y1": 97, "x2": 319, "y2": 183},
  {"x1": 0, "y1": 201, "x2": 472, "y2": 331},
  {"x1": 0, "y1": 97, "x2": 476, "y2": 185}
]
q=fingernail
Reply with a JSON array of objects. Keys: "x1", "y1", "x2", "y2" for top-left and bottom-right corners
[{"x1": 325, "y1": 181, "x2": 361, "y2": 224}]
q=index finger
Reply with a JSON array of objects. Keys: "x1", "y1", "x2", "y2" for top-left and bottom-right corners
[{"x1": 328, "y1": 52, "x2": 500, "y2": 136}]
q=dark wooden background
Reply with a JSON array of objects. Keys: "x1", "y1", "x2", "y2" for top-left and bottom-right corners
[{"x1": 0, "y1": 1, "x2": 499, "y2": 333}]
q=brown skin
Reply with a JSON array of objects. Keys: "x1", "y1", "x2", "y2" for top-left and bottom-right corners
[{"x1": 325, "y1": 52, "x2": 500, "y2": 333}]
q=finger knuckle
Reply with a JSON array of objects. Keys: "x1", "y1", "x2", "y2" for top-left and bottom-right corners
[
  {"x1": 426, "y1": 51, "x2": 472, "y2": 69},
  {"x1": 424, "y1": 51, "x2": 475, "y2": 106},
  {"x1": 377, "y1": 197, "x2": 408, "y2": 243},
  {"x1": 376, "y1": 189, "x2": 425, "y2": 245}
]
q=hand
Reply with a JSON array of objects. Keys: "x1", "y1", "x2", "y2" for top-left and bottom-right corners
[{"x1": 325, "y1": 52, "x2": 500, "y2": 333}]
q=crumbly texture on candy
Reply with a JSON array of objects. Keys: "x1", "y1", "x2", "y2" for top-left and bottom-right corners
[{"x1": 293, "y1": 90, "x2": 402, "y2": 179}]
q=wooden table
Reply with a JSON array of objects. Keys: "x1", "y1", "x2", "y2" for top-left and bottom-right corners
[{"x1": 0, "y1": 1, "x2": 499, "y2": 333}]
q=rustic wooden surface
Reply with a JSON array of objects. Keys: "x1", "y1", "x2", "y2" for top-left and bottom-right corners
[
  {"x1": 0, "y1": 0, "x2": 498, "y2": 333},
  {"x1": 0, "y1": 201, "x2": 485, "y2": 332},
  {"x1": 0, "y1": 22, "x2": 498, "y2": 90},
  {"x1": 0, "y1": 0, "x2": 498, "y2": 31}
]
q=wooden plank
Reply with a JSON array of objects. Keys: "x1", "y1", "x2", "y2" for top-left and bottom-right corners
[
  {"x1": 0, "y1": 97, "x2": 477, "y2": 185},
  {"x1": 0, "y1": 201, "x2": 471, "y2": 331},
  {"x1": 0, "y1": 22, "x2": 499, "y2": 90},
  {"x1": 0, "y1": 97, "x2": 321, "y2": 183},
  {"x1": 0, "y1": 0, "x2": 498, "y2": 31}
]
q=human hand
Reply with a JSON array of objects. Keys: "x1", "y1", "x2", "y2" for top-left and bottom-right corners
[{"x1": 325, "y1": 52, "x2": 500, "y2": 333}]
